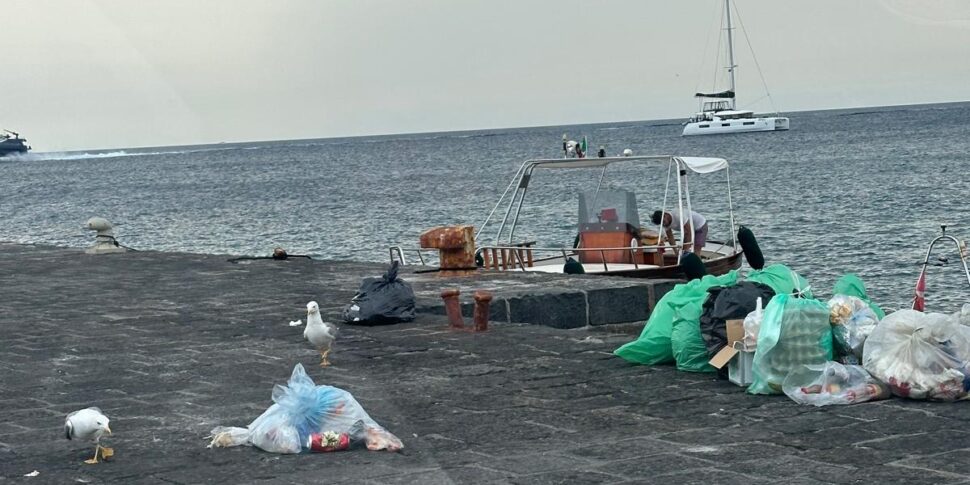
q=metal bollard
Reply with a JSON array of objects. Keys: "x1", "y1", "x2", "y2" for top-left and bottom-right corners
[
  {"x1": 472, "y1": 290, "x2": 493, "y2": 332},
  {"x1": 441, "y1": 288, "x2": 464, "y2": 330}
]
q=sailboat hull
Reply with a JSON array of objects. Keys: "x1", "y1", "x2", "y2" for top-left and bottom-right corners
[{"x1": 683, "y1": 116, "x2": 789, "y2": 136}]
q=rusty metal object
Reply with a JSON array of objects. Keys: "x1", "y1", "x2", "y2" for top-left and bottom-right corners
[
  {"x1": 419, "y1": 225, "x2": 476, "y2": 276},
  {"x1": 472, "y1": 290, "x2": 493, "y2": 332},
  {"x1": 440, "y1": 288, "x2": 464, "y2": 330}
]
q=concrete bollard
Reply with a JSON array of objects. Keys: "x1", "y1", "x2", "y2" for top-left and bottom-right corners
[
  {"x1": 440, "y1": 288, "x2": 464, "y2": 330},
  {"x1": 472, "y1": 290, "x2": 493, "y2": 332}
]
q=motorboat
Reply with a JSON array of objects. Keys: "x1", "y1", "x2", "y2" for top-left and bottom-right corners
[
  {"x1": 682, "y1": 0, "x2": 789, "y2": 136},
  {"x1": 393, "y1": 155, "x2": 747, "y2": 280},
  {"x1": 0, "y1": 129, "x2": 30, "y2": 156}
]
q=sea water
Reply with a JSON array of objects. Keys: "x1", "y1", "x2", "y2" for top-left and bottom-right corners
[{"x1": 2, "y1": 102, "x2": 968, "y2": 311}]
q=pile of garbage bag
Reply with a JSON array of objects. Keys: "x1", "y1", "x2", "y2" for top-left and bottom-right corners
[
  {"x1": 209, "y1": 364, "x2": 403, "y2": 454},
  {"x1": 615, "y1": 263, "x2": 970, "y2": 406}
]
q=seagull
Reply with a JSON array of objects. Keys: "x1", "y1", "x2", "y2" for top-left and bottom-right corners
[
  {"x1": 304, "y1": 301, "x2": 337, "y2": 366},
  {"x1": 64, "y1": 407, "x2": 112, "y2": 464}
]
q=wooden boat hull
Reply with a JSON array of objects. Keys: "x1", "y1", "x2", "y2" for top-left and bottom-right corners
[{"x1": 581, "y1": 251, "x2": 743, "y2": 280}]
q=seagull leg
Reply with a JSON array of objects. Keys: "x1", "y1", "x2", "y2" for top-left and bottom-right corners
[
  {"x1": 321, "y1": 343, "x2": 332, "y2": 367},
  {"x1": 84, "y1": 445, "x2": 101, "y2": 464}
]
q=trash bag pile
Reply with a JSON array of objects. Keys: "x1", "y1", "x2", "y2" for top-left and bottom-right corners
[
  {"x1": 342, "y1": 261, "x2": 416, "y2": 325},
  {"x1": 209, "y1": 364, "x2": 403, "y2": 454},
  {"x1": 615, "y1": 264, "x2": 970, "y2": 406}
]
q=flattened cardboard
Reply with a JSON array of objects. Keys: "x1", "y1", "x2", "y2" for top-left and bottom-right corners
[
  {"x1": 709, "y1": 346, "x2": 738, "y2": 369},
  {"x1": 726, "y1": 319, "x2": 744, "y2": 346},
  {"x1": 708, "y1": 319, "x2": 747, "y2": 369}
]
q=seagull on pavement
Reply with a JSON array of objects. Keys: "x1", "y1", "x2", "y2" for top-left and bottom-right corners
[
  {"x1": 304, "y1": 301, "x2": 338, "y2": 366},
  {"x1": 65, "y1": 407, "x2": 112, "y2": 464}
]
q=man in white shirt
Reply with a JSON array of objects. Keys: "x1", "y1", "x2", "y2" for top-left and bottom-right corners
[{"x1": 651, "y1": 209, "x2": 708, "y2": 255}]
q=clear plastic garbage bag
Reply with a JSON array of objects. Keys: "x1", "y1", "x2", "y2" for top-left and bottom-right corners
[
  {"x1": 863, "y1": 309, "x2": 970, "y2": 401},
  {"x1": 955, "y1": 304, "x2": 970, "y2": 327},
  {"x1": 828, "y1": 295, "x2": 879, "y2": 364},
  {"x1": 783, "y1": 362, "x2": 890, "y2": 406},
  {"x1": 749, "y1": 294, "x2": 833, "y2": 395},
  {"x1": 209, "y1": 364, "x2": 403, "y2": 453}
]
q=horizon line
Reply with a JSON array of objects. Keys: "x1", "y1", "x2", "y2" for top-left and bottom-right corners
[{"x1": 36, "y1": 99, "x2": 970, "y2": 154}]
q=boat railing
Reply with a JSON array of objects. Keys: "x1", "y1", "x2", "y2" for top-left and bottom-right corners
[
  {"x1": 388, "y1": 245, "x2": 438, "y2": 266},
  {"x1": 475, "y1": 243, "x2": 682, "y2": 273}
]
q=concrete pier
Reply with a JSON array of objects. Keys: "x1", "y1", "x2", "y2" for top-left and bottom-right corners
[{"x1": 1, "y1": 243, "x2": 969, "y2": 484}]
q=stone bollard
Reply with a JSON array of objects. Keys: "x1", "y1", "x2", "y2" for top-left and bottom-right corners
[
  {"x1": 419, "y1": 225, "x2": 476, "y2": 276},
  {"x1": 472, "y1": 290, "x2": 493, "y2": 332},
  {"x1": 441, "y1": 288, "x2": 464, "y2": 330},
  {"x1": 84, "y1": 217, "x2": 126, "y2": 254}
]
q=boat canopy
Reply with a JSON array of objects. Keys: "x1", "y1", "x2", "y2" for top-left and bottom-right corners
[
  {"x1": 694, "y1": 89, "x2": 735, "y2": 99},
  {"x1": 522, "y1": 155, "x2": 728, "y2": 174}
]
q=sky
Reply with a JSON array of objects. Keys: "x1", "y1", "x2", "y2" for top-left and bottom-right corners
[{"x1": 3, "y1": 0, "x2": 970, "y2": 151}]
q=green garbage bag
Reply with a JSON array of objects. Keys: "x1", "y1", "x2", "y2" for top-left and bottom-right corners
[
  {"x1": 671, "y1": 297, "x2": 718, "y2": 373},
  {"x1": 745, "y1": 264, "x2": 813, "y2": 299},
  {"x1": 833, "y1": 274, "x2": 886, "y2": 319},
  {"x1": 615, "y1": 271, "x2": 739, "y2": 366},
  {"x1": 749, "y1": 294, "x2": 833, "y2": 394}
]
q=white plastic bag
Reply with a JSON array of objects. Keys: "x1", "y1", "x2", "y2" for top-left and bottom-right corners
[
  {"x1": 783, "y1": 362, "x2": 889, "y2": 406},
  {"x1": 862, "y1": 309, "x2": 970, "y2": 401},
  {"x1": 955, "y1": 303, "x2": 970, "y2": 327},
  {"x1": 742, "y1": 297, "x2": 763, "y2": 348},
  {"x1": 828, "y1": 295, "x2": 879, "y2": 363}
]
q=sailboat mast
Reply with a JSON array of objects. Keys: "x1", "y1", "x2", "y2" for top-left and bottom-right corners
[{"x1": 724, "y1": 0, "x2": 737, "y2": 110}]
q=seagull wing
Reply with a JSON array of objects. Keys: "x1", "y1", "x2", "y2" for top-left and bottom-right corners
[{"x1": 64, "y1": 419, "x2": 74, "y2": 440}]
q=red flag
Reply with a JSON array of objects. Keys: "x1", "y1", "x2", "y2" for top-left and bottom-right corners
[{"x1": 912, "y1": 266, "x2": 927, "y2": 312}]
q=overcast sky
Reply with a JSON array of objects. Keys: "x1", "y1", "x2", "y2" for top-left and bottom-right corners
[{"x1": 4, "y1": 0, "x2": 970, "y2": 151}]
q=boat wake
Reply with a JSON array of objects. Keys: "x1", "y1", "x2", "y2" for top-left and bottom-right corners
[{"x1": 6, "y1": 146, "x2": 249, "y2": 162}]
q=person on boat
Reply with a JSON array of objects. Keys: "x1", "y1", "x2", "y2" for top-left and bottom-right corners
[
  {"x1": 597, "y1": 146, "x2": 606, "y2": 158},
  {"x1": 651, "y1": 209, "x2": 707, "y2": 255}
]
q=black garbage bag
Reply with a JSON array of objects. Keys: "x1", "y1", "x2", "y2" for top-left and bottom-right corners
[
  {"x1": 342, "y1": 261, "x2": 416, "y2": 325},
  {"x1": 699, "y1": 281, "x2": 776, "y2": 377}
]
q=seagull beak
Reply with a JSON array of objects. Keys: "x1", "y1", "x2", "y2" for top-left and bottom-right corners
[{"x1": 105, "y1": 426, "x2": 112, "y2": 435}]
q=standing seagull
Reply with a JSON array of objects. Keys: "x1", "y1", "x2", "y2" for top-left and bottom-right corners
[
  {"x1": 65, "y1": 407, "x2": 112, "y2": 464},
  {"x1": 304, "y1": 301, "x2": 337, "y2": 366}
]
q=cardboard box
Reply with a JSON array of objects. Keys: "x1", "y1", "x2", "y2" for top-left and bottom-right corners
[{"x1": 708, "y1": 319, "x2": 755, "y2": 387}]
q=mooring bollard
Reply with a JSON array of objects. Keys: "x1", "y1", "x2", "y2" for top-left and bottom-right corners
[
  {"x1": 441, "y1": 288, "x2": 464, "y2": 330},
  {"x1": 473, "y1": 290, "x2": 493, "y2": 332}
]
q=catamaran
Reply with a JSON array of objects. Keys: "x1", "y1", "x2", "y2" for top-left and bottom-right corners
[{"x1": 682, "y1": 0, "x2": 789, "y2": 136}]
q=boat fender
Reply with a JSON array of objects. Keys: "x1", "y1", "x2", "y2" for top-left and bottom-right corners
[
  {"x1": 681, "y1": 252, "x2": 707, "y2": 281},
  {"x1": 737, "y1": 225, "x2": 765, "y2": 270},
  {"x1": 563, "y1": 257, "x2": 585, "y2": 274}
]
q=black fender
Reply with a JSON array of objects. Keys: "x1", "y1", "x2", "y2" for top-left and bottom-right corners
[
  {"x1": 681, "y1": 252, "x2": 707, "y2": 281},
  {"x1": 738, "y1": 225, "x2": 765, "y2": 270}
]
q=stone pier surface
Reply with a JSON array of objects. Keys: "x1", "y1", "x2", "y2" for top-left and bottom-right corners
[{"x1": 1, "y1": 243, "x2": 969, "y2": 484}]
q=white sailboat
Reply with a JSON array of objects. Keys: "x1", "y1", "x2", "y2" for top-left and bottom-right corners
[{"x1": 682, "y1": 0, "x2": 789, "y2": 136}]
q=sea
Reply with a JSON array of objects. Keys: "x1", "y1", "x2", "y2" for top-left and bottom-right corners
[{"x1": 2, "y1": 102, "x2": 968, "y2": 312}]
